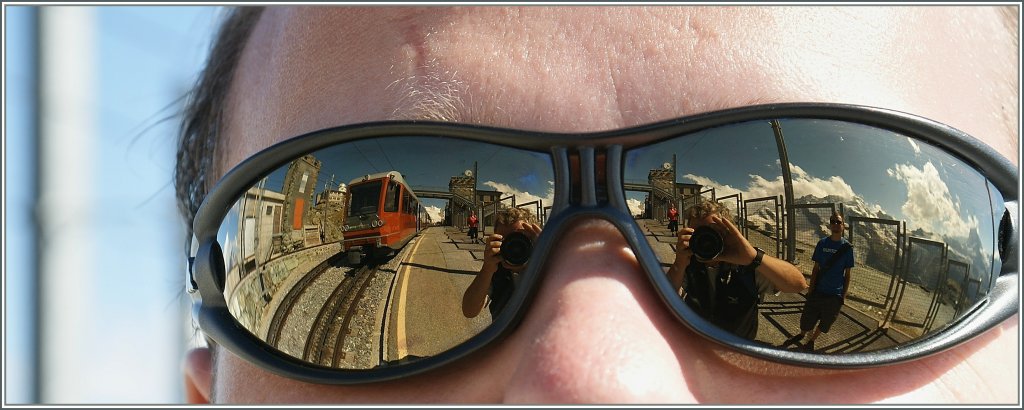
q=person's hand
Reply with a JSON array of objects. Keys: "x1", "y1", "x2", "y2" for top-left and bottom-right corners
[
  {"x1": 482, "y1": 233, "x2": 503, "y2": 272},
  {"x1": 673, "y1": 227, "x2": 695, "y2": 267},
  {"x1": 522, "y1": 222, "x2": 542, "y2": 240},
  {"x1": 710, "y1": 215, "x2": 758, "y2": 266}
]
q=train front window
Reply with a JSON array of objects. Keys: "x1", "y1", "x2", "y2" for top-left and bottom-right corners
[{"x1": 348, "y1": 180, "x2": 382, "y2": 216}]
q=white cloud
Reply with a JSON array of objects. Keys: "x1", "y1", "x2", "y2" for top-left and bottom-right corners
[
  {"x1": 682, "y1": 174, "x2": 743, "y2": 197},
  {"x1": 908, "y1": 139, "x2": 921, "y2": 154},
  {"x1": 887, "y1": 161, "x2": 978, "y2": 238},
  {"x1": 683, "y1": 162, "x2": 856, "y2": 201},
  {"x1": 626, "y1": 198, "x2": 646, "y2": 217},
  {"x1": 483, "y1": 180, "x2": 555, "y2": 208},
  {"x1": 786, "y1": 162, "x2": 857, "y2": 200},
  {"x1": 423, "y1": 205, "x2": 444, "y2": 223}
]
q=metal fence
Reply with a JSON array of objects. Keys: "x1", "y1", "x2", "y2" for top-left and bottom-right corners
[
  {"x1": 716, "y1": 193, "x2": 743, "y2": 228},
  {"x1": 846, "y1": 216, "x2": 903, "y2": 322},
  {"x1": 680, "y1": 187, "x2": 716, "y2": 215},
  {"x1": 516, "y1": 200, "x2": 547, "y2": 227},
  {"x1": 743, "y1": 195, "x2": 783, "y2": 259},
  {"x1": 890, "y1": 237, "x2": 946, "y2": 338},
  {"x1": 789, "y1": 203, "x2": 838, "y2": 277},
  {"x1": 944, "y1": 259, "x2": 971, "y2": 318},
  {"x1": 444, "y1": 192, "x2": 475, "y2": 229}
]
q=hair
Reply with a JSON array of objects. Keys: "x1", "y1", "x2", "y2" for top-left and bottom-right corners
[
  {"x1": 175, "y1": 7, "x2": 264, "y2": 237},
  {"x1": 495, "y1": 207, "x2": 539, "y2": 227},
  {"x1": 684, "y1": 200, "x2": 733, "y2": 225}
]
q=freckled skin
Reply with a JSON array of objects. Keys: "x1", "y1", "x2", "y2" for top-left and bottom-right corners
[{"x1": 186, "y1": 6, "x2": 1019, "y2": 404}]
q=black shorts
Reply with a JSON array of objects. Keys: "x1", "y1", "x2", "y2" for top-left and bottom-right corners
[{"x1": 800, "y1": 292, "x2": 844, "y2": 333}]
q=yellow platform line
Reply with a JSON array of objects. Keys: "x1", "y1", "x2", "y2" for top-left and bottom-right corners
[{"x1": 394, "y1": 237, "x2": 422, "y2": 359}]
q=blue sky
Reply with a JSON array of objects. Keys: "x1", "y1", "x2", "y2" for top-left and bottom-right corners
[
  {"x1": 623, "y1": 118, "x2": 995, "y2": 245},
  {"x1": 5, "y1": 6, "x2": 222, "y2": 403},
  {"x1": 248, "y1": 136, "x2": 556, "y2": 223}
]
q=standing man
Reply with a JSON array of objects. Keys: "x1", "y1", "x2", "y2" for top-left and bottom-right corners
[
  {"x1": 782, "y1": 211, "x2": 855, "y2": 352},
  {"x1": 667, "y1": 203, "x2": 679, "y2": 235},
  {"x1": 468, "y1": 211, "x2": 479, "y2": 241}
]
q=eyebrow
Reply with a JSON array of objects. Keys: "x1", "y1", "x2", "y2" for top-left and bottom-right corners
[{"x1": 387, "y1": 70, "x2": 468, "y2": 122}]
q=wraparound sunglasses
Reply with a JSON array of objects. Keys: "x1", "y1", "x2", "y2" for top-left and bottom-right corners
[{"x1": 188, "y1": 103, "x2": 1018, "y2": 384}]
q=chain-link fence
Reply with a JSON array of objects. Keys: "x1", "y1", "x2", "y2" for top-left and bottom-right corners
[
  {"x1": 890, "y1": 237, "x2": 945, "y2": 339},
  {"x1": 743, "y1": 196, "x2": 782, "y2": 259},
  {"x1": 788, "y1": 203, "x2": 838, "y2": 277},
  {"x1": 716, "y1": 193, "x2": 743, "y2": 228},
  {"x1": 845, "y1": 216, "x2": 903, "y2": 326},
  {"x1": 944, "y1": 259, "x2": 971, "y2": 319}
]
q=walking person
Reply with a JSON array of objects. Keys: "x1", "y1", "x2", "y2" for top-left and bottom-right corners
[
  {"x1": 667, "y1": 203, "x2": 679, "y2": 234},
  {"x1": 468, "y1": 211, "x2": 479, "y2": 241}
]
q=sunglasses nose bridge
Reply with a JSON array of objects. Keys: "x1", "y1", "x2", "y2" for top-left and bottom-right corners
[{"x1": 550, "y1": 144, "x2": 625, "y2": 214}]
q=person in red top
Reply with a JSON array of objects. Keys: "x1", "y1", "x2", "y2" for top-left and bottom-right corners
[
  {"x1": 468, "y1": 211, "x2": 479, "y2": 240},
  {"x1": 667, "y1": 204, "x2": 679, "y2": 234}
]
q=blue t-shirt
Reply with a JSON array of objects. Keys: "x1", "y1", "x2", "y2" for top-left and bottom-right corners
[{"x1": 811, "y1": 237, "x2": 854, "y2": 296}]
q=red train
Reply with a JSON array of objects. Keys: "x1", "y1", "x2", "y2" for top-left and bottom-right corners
[{"x1": 342, "y1": 171, "x2": 421, "y2": 263}]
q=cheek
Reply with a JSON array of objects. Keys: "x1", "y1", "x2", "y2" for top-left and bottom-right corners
[{"x1": 211, "y1": 345, "x2": 510, "y2": 403}]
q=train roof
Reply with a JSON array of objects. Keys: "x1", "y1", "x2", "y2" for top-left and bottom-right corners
[
  {"x1": 348, "y1": 171, "x2": 419, "y2": 200},
  {"x1": 348, "y1": 170, "x2": 407, "y2": 185}
]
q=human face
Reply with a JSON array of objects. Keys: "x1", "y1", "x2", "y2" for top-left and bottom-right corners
[
  {"x1": 191, "y1": 6, "x2": 1018, "y2": 404},
  {"x1": 829, "y1": 216, "x2": 845, "y2": 235},
  {"x1": 495, "y1": 220, "x2": 528, "y2": 237}
]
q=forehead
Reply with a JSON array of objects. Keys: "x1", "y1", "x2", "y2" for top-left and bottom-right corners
[{"x1": 219, "y1": 6, "x2": 1016, "y2": 178}]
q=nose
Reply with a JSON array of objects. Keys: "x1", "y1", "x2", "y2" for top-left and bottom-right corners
[{"x1": 501, "y1": 218, "x2": 696, "y2": 403}]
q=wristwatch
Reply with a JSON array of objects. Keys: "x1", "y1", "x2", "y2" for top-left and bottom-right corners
[{"x1": 748, "y1": 247, "x2": 765, "y2": 269}]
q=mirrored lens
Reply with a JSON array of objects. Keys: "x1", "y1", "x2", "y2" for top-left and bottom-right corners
[
  {"x1": 625, "y1": 118, "x2": 1004, "y2": 354},
  {"x1": 215, "y1": 136, "x2": 552, "y2": 369}
]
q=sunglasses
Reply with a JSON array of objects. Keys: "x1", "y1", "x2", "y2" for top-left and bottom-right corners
[
  {"x1": 830, "y1": 220, "x2": 844, "y2": 225},
  {"x1": 187, "y1": 103, "x2": 1018, "y2": 384}
]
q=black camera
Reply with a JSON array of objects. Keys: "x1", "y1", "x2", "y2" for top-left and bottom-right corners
[
  {"x1": 689, "y1": 225, "x2": 725, "y2": 262},
  {"x1": 500, "y1": 232, "x2": 533, "y2": 267}
]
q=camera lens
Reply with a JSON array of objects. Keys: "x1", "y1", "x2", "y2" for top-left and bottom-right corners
[
  {"x1": 689, "y1": 226, "x2": 725, "y2": 262},
  {"x1": 500, "y1": 232, "x2": 533, "y2": 267}
]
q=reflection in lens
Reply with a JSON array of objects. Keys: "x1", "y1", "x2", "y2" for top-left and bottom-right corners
[
  {"x1": 215, "y1": 136, "x2": 552, "y2": 369},
  {"x1": 625, "y1": 118, "x2": 1003, "y2": 354}
]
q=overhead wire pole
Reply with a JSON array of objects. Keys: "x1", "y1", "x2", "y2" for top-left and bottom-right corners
[
  {"x1": 30, "y1": 6, "x2": 42, "y2": 403},
  {"x1": 672, "y1": 153, "x2": 677, "y2": 210},
  {"x1": 770, "y1": 119, "x2": 797, "y2": 262},
  {"x1": 35, "y1": 7, "x2": 98, "y2": 402},
  {"x1": 473, "y1": 161, "x2": 478, "y2": 233}
]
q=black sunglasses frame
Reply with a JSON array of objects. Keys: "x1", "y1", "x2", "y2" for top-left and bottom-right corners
[{"x1": 189, "y1": 103, "x2": 1019, "y2": 384}]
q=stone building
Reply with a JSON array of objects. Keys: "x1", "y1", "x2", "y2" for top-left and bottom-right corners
[
  {"x1": 310, "y1": 182, "x2": 348, "y2": 244},
  {"x1": 281, "y1": 154, "x2": 321, "y2": 250}
]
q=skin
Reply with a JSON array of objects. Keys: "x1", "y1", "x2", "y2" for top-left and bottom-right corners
[{"x1": 185, "y1": 6, "x2": 1019, "y2": 404}]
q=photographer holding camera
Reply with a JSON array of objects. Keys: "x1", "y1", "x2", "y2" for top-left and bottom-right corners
[
  {"x1": 667, "y1": 200, "x2": 807, "y2": 339},
  {"x1": 462, "y1": 207, "x2": 542, "y2": 319}
]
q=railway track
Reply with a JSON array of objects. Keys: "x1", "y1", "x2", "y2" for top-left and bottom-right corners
[
  {"x1": 303, "y1": 263, "x2": 378, "y2": 367},
  {"x1": 265, "y1": 252, "x2": 346, "y2": 348}
]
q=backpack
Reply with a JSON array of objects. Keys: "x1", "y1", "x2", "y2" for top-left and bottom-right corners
[{"x1": 684, "y1": 257, "x2": 760, "y2": 338}]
